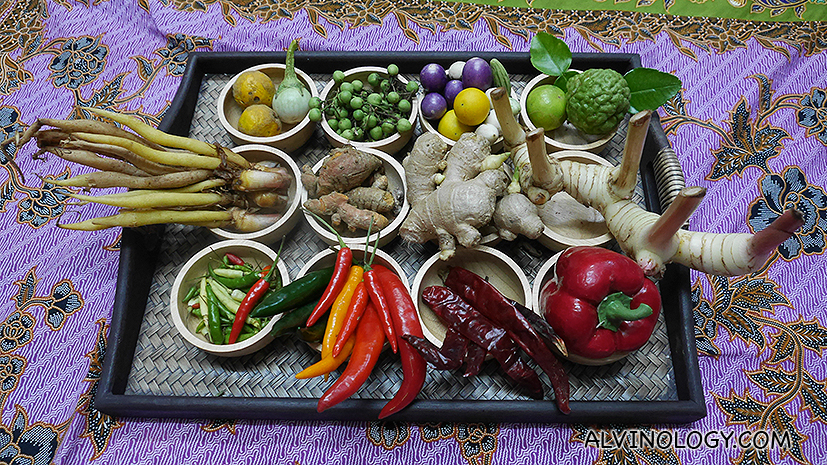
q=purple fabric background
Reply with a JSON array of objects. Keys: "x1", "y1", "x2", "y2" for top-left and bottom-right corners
[{"x1": 0, "y1": 1, "x2": 824, "y2": 464}]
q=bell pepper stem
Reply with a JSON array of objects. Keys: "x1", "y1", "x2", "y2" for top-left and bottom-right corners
[{"x1": 596, "y1": 292, "x2": 653, "y2": 332}]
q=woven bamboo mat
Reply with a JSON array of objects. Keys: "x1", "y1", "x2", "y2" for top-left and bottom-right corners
[{"x1": 125, "y1": 73, "x2": 679, "y2": 403}]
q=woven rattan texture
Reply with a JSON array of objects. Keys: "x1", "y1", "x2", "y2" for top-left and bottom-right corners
[{"x1": 125, "y1": 73, "x2": 678, "y2": 402}]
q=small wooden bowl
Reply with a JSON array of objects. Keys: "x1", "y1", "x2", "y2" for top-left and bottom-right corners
[
  {"x1": 218, "y1": 63, "x2": 318, "y2": 153},
  {"x1": 532, "y1": 249, "x2": 631, "y2": 366},
  {"x1": 301, "y1": 146, "x2": 409, "y2": 248},
  {"x1": 319, "y1": 67, "x2": 418, "y2": 156},
  {"x1": 537, "y1": 150, "x2": 613, "y2": 251},
  {"x1": 411, "y1": 246, "x2": 531, "y2": 348},
  {"x1": 520, "y1": 73, "x2": 616, "y2": 154},
  {"x1": 210, "y1": 144, "x2": 302, "y2": 245},
  {"x1": 170, "y1": 240, "x2": 291, "y2": 357}
]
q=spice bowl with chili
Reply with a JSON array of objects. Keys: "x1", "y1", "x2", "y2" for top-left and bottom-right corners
[
  {"x1": 170, "y1": 239, "x2": 291, "y2": 357},
  {"x1": 411, "y1": 245, "x2": 531, "y2": 348},
  {"x1": 209, "y1": 144, "x2": 303, "y2": 245}
]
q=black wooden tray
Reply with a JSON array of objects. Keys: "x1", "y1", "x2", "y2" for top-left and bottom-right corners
[{"x1": 95, "y1": 51, "x2": 706, "y2": 424}]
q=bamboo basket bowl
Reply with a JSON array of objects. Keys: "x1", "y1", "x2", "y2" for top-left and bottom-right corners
[
  {"x1": 532, "y1": 249, "x2": 632, "y2": 366},
  {"x1": 319, "y1": 66, "x2": 418, "y2": 156},
  {"x1": 537, "y1": 150, "x2": 613, "y2": 251},
  {"x1": 210, "y1": 144, "x2": 302, "y2": 245},
  {"x1": 170, "y1": 240, "x2": 291, "y2": 357},
  {"x1": 218, "y1": 63, "x2": 318, "y2": 153},
  {"x1": 411, "y1": 245, "x2": 531, "y2": 348},
  {"x1": 520, "y1": 73, "x2": 616, "y2": 154},
  {"x1": 301, "y1": 146, "x2": 409, "y2": 249}
]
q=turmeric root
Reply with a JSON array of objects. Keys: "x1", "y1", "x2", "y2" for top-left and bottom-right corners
[
  {"x1": 304, "y1": 191, "x2": 390, "y2": 232},
  {"x1": 345, "y1": 187, "x2": 396, "y2": 213},
  {"x1": 332, "y1": 203, "x2": 390, "y2": 232},
  {"x1": 304, "y1": 192, "x2": 348, "y2": 216},
  {"x1": 301, "y1": 146, "x2": 383, "y2": 197}
]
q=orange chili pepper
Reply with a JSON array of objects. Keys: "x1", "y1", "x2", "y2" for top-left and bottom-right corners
[
  {"x1": 294, "y1": 335, "x2": 355, "y2": 379},
  {"x1": 321, "y1": 265, "x2": 364, "y2": 359},
  {"x1": 333, "y1": 281, "x2": 368, "y2": 357}
]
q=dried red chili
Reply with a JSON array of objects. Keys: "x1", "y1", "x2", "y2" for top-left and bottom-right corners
[
  {"x1": 417, "y1": 285, "x2": 543, "y2": 398},
  {"x1": 444, "y1": 267, "x2": 570, "y2": 414}
]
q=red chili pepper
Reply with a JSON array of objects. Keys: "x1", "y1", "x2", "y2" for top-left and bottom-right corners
[
  {"x1": 540, "y1": 246, "x2": 661, "y2": 361},
  {"x1": 332, "y1": 281, "x2": 369, "y2": 357},
  {"x1": 317, "y1": 302, "x2": 386, "y2": 413},
  {"x1": 363, "y1": 264, "x2": 398, "y2": 354},
  {"x1": 229, "y1": 261, "x2": 278, "y2": 344},
  {"x1": 224, "y1": 252, "x2": 245, "y2": 266},
  {"x1": 258, "y1": 265, "x2": 271, "y2": 278},
  {"x1": 445, "y1": 267, "x2": 570, "y2": 414},
  {"x1": 306, "y1": 247, "x2": 352, "y2": 327},
  {"x1": 375, "y1": 267, "x2": 426, "y2": 419}
]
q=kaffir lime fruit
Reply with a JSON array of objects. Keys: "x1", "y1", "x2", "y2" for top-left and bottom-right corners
[
  {"x1": 237, "y1": 104, "x2": 281, "y2": 137},
  {"x1": 232, "y1": 71, "x2": 276, "y2": 108},
  {"x1": 453, "y1": 88, "x2": 490, "y2": 126},
  {"x1": 437, "y1": 110, "x2": 473, "y2": 141},
  {"x1": 565, "y1": 68, "x2": 630, "y2": 135},
  {"x1": 526, "y1": 84, "x2": 567, "y2": 132}
]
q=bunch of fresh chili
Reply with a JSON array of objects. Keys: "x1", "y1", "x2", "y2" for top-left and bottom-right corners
[
  {"x1": 305, "y1": 210, "x2": 353, "y2": 327},
  {"x1": 376, "y1": 266, "x2": 426, "y2": 419},
  {"x1": 184, "y1": 253, "x2": 272, "y2": 345},
  {"x1": 317, "y1": 302, "x2": 386, "y2": 412},
  {"x1": 228, "y1": 242, "x2": 284, "y2": 344}
]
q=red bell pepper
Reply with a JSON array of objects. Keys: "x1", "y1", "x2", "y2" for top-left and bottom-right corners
[{"x1": 540, "y1": 246, "x2": 662, "y2": 363}]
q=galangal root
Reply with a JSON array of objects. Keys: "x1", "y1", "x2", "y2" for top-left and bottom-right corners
[
  {"x1": 489, "y1": 87, "x2": 805, "y2": 278},
  {"x1": 400, "y1": 132, "x2": 541, "y2": 260},
  {"x1": 3, "y1": 108, "x2": 294, "y2": 232},
  {"x1": 301, "y1": 146, "x2": 398, "y2": 232}
]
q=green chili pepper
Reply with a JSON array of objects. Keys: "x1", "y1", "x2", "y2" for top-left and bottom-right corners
[
  {"x1": 298, "y1": 315, "x2": 328, "y2": 343},
  {"x1": 182, "y1": 285, "x2": 199, "y2": 302},
  {"x1": 209, "y1": 263, "x2": 263, "y2": 289},
  {"x1": 205, "y1": 283, "x2": 224, "y2": 344},
  {"x1": 249, "y1": 267, "x2": 335, "y2": 318},
  {"x1": 270, "y1": 299, "x2": 321, "y2": 338}
]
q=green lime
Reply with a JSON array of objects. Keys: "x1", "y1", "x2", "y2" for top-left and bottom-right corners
[{"x1": 526, "y1": 85, "x2": 567, "y2": 132}]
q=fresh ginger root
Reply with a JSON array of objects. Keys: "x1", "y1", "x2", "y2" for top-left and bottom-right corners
[
  {"x1": 493, "y1": 193, "x2": 544, "y2": 241},
  {"x1": 490, "y1": 87, "x2": 805, "y2": 278},
  {"x1": 400, "y1": 132, "x2": 515, "y2": 260}
]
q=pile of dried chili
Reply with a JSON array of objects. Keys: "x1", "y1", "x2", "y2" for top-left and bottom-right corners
[{"x1": 411, "y1": 266, "x2": 572, "y2": 414}]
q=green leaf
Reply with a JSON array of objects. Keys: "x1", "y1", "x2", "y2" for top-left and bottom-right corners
[
  {"x1": 624, "y1": 68, "x2": 682, "y2": 113},
  {"x1": 530, "y1": 32, "x2": 571, "y2": 77},
  {"x1": 552, "y1": 70, "x2": 579, "y2": 93}
]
